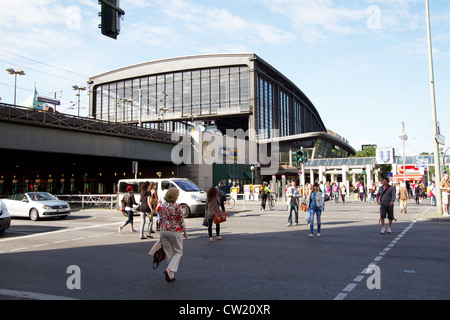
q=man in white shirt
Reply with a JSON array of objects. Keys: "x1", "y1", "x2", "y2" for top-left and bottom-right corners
[{"x1": 286, "y1": 180, "x2": 300, "y2": 226}]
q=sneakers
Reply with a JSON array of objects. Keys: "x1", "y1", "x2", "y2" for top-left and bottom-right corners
[{"x1": 380, "y1": 227, "x2": 392, "y2": 234}]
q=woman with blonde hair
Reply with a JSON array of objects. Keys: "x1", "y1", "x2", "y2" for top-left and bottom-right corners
[{"x1": 159, "y1": 187, "x2": 188, "y2": 282}]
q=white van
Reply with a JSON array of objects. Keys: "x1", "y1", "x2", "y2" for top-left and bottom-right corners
[{"x1": 116, "y1": 178, "x2": 206, "y2": 218}]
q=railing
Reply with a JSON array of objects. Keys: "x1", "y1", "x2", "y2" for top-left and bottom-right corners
[
  {"x1": 57, "y1": 194, "x2": 118, "y2": 210},
  {"x1": 0, "y1": 103, "x2": 175, "y2": 143}
]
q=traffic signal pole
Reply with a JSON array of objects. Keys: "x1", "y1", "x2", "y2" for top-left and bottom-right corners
[
  {"x1": 98, "y1": 0, "x2": 125, "y2": 16},
  {"x1": 98, "y1": 0, "x2": 125, "y2": 39}
]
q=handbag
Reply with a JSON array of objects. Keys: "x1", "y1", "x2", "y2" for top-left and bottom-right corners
[
  {"x1": 148, "y1": 240, "x2": 166, "y2": 269},
  {"x1": 213, "y1": 210, "x2": 227, "y2": 224},
  {"x1": 300, "y1": 202, "x2": 307, "y2": 212},
  {"x1": 305, "y1": 211, "x2": 310, "y2": 224}
]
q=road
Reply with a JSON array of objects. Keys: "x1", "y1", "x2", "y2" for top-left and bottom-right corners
[{"x1": 0, "y1": 197, "x2": 449, "y2": 303}]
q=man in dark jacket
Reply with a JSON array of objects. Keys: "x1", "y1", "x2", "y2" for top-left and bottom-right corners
[{"x1": 376, "y1": 177, "x2": 396, "y2": 234}]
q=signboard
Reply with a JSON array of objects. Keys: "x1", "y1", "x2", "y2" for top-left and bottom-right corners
[
  {"x1": 376, "y1": 147, "x2": 395, "y2": 165},
  {"x1": 36, "y1": 95, "x2": 61, "y2": 105}
]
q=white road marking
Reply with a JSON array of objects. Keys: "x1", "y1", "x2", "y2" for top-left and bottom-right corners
[
  {"x1": 0, "y1": 288, "x2": 78, "y2": 300},
  {"x1": 334, "y1": 220, "x2": 417, "y2": 300}
]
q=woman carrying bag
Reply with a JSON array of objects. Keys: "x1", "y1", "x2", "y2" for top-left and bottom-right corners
[
  {"x1": 204, "y1": 187, "x2": 223, "y2": 243},
  {"x1": 159, "y1": 187, "x2": 188, "y2": 282}
]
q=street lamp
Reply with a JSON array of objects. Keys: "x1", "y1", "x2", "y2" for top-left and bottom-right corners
[
  {"x1": 72, "y1": 85, "x2": 86, "y2": 117},
  {"x1": 425, "y1": 0, "x2": 443, "y2": 214},
  {"x1": 399, "y1": 122, "x2": 408, "y2": 183},
  {"x1": 6, "y1": 68, "x2": 25, "y2": 105}
]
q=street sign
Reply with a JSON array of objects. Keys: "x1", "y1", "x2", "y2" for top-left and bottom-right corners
[{"x1": 36, "y1": 95, "x2": 61, "y2": 105}]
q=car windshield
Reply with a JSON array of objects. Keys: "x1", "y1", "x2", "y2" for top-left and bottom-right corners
[
  {"x1": 28, "y1": 192, "x2": 58, "y2": 201},
  {"x1": 173, "y1": 180, "x2": 201, "y2": 192}
]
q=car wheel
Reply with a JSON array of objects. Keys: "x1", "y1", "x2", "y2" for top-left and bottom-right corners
[
  {"x1": 29, "y1": 208, "x2": 40, "y2": 221},
  {"x1": 181, "y1": 204, "x2": 191, "y2": 218}
]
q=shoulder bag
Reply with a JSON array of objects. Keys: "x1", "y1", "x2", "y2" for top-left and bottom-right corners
[
  {"x1": 213, "y1": 201, "x2": 227, "y2": 224},
  {"x1": 148, "y1": 240, "x2": 166, "y2": 269}
]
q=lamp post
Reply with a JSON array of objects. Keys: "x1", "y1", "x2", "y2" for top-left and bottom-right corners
[
  {"x1": 72, "y1": 85, "x2": 86, "y2": 117},
  {"x1": 399, "y1": 122, "x2": 408, "y2": 184},
  {"x1": 6, "y1": 68, "x2": 25, "y2": 105},
  {"x1": 425, "y1": 0, "x2": 443, "y2": 214}
]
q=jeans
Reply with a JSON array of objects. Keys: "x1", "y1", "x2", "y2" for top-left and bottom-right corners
[
  {"x1": 288, "y1": 203, "x2": 298, "y2": 224},
  {"x1": 334, "y1": 192, "x2": 339, "y2": 203},
  {"x1": 123, "y1": 209, "x2": 134, "y2": 226},
  {"x1": 309, "y1": 206, "x2": 322, "y2": 234}
]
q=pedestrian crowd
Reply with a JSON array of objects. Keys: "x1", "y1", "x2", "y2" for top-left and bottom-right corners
[{"x1": 118, "y1": 174, "x2": 446, "y2": 283}]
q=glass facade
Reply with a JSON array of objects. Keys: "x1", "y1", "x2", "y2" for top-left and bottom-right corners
[
  {"x1": 255, "y1": 73, "x2": 325, "y2": 140},
  {"x1": 93, "y1": 66, "x2": 250, "y2": 133},
  {"x1": 314, "y1": 139, "x2": 351, "y2": 158},
  {"x1": 89, "y1": 54, "x2": 354, "y2": 163}
]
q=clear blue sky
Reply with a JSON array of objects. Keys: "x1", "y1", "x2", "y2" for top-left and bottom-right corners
[{"x1": 1, "y1": 0, "x2": 450, "y2": 156}]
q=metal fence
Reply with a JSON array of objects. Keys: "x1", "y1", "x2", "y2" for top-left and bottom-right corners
[{"x1": 57, "y1": 194, "x2": 117, "y2": 210}]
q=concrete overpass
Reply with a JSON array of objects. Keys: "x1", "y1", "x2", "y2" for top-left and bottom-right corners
[
  {"x1": 0, "y1": 103, "x2": 178, "y2": 195},
  {"x1": 0, "y1": 103, "x2": 175, "y2": 162}
]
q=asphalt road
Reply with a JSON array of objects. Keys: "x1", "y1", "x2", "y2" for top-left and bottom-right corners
[{"x1": 0, "y1": 197, "x2": 449, "y2": 302}]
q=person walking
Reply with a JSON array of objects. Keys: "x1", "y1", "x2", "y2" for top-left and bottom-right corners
[
  {"x1": 216, "y1": 181, "x2": 227, "y2": 212},
  {"x1": 440, "y1": 174, "x2": 450, "y2": 216},
  {"x1": 148, "y1": 182, "x2": 158, "y2": 233},
  {"x1": 429, "y1": 181, "x2": 436, "y2": 206},
  {"x1": 204, "y1": 187, "x2": 222, "y2": 242},
  {"x1": 376, "y1": 177, "x2": 396, "y2": 234},
  {"x1": 399, "y1": 182, "x2": 409, "y2": 214},
  {"x1": 260, "y1": 182, "x2": 272, "y2": 210},
  {"x1": 159, "y1": 187, "x2": 188, "y2": 282},
  {"x1": 332, "y1": 182, "x2": 339, "y2": 203},
  {"x1": 286, "y1": 180, "x2": 300, "y2": 226},
  {"x1": 138, "y1": 181, "x2": 153, "y2": 239},
  {"x1": 306, "y1": 183, "x2": 323, "y2": 238},
  {"x1": 340, "y1": 183, "x2": 346, "y2": 204},
  {"x1": 119, "y1": 185, "x2": 138, "y2": 233}
]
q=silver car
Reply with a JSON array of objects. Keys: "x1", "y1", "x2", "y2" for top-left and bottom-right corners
[
  {"x1": 3, "y1": 192, "x2": 70, "y2": 221},
  {"x1": 0, "y1": 200, "x2": 11, "y2": 234}
]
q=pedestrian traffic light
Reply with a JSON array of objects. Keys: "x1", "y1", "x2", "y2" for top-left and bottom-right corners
[
  {"x1": 292, "y1": 151, "x2": 299, "y2": 168},
  {"x1": 298, "y1": 150, "x2": 304, "y2": 163},
  {"x1": 362, "y1": 167, "x2": 366, "y2": 174},
  {"x1": 292, "y1": 149, "x2": 307, "y2": 167},
  {"x1": 98, "y1": 0, "x2": 123, "y2": 39}
]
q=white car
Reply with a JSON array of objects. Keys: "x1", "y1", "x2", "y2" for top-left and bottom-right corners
[
  {"x1": 3, "y1": 192, "x2": 70, "y2": 221},
  {"x1": 0, "y1": 199, "x2": 11, "y2": 234}
]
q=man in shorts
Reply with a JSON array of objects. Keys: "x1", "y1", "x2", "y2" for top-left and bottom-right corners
[
  {"x1": 440, "y1": 174, "x2": 450, "y2": 216},
  {"x1": 376, "y1": 177, "x2": 396, "y2": 234}
]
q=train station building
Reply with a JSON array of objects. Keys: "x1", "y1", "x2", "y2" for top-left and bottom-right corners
[
  {"x1": 0, "y1": 53, "x2": 356, "y2": 195},
  {"x1": 88, "y1": 53, "x2": 356, "y2": 190}
]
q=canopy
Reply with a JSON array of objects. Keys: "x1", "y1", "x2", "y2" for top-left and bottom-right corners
[{"x1": 391, "y1": 174, "x2": 424, "y2": 182}]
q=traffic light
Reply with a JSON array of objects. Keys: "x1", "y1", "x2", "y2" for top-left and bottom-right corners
[
  {"x1": 292, "y1": 151, "x2": 299, "y2": 168},
  {"x1": 298, "y1": 150, "x2": 304, "y2": 163},
  {"x1": 99, "y1": 0, "x2": 123, "y2": 39},
  {"x1": 292, "y1": 150, "x2": 308, "y2": 168}
]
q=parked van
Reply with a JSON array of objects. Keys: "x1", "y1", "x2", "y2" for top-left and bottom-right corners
[{"x1": 116, "y1": 178, "x2": 206, "y2": 217}]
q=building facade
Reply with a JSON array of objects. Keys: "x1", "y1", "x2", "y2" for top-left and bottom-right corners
[{"x1": 89, "y1": 54, "x2": 355, "y2": 190}]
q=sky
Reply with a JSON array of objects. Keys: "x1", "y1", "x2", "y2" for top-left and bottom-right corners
[{"x1": 1, "y1": 0, "x2": 450, "y2": 157}]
